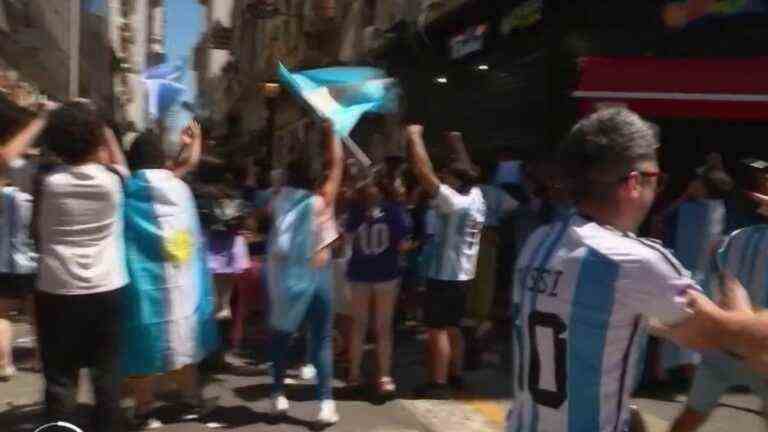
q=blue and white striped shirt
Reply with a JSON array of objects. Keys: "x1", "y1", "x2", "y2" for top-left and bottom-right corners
[
  {"x1": 508, "y1": 215, "x2": 696, "y2": 432},
  {"x1": 427, "y1": 184, "x2": 486, "y2": 281}
]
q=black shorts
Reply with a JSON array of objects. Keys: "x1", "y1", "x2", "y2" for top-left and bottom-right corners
[
  {"x1": 424, "y1": 278, "x2": 471, "y2": 329},
  {"x1": 0, "y1": 273, "x2": 36, "y2": 299}
]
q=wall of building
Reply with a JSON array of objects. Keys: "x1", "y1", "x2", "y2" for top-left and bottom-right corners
[{"x1": 0, "y1": 0, "x2": 81, "y2": 100}]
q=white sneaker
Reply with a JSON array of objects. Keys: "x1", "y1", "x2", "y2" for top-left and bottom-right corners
[
  {"x1": 0, "y1": 365, "x2": 16, "y2": 380},
  {"x1": 271, "y1": 394, "x2": 289, "y2": 416},
  {"x1": 316, "y1": 399, "x2": 339, "y2": 426},
  {"x1": 299, "y1": 364, "x2": 317, "y2": 381},
  {"x1": 141, "y1": 417, "x2": 164, "y2": 430}
]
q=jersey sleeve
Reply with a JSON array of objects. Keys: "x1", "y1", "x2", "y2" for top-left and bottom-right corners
[
  {"x1": 434, "y1": 183, "x2": 463, "y2": 213},
  {"x1": 618, "y1": 250, "x2": 699, "y2": 326}
]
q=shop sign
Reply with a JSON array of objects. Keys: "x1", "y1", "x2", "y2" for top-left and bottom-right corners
[
  {"x1": 448, "y1": 24, "x2": 488, "y2": 59},
  {"x1": 662, "y1": 0, "x2": 768, "y2": 29}
]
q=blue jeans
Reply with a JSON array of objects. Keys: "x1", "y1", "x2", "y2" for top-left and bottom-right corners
[{"x1": 270, "y1": 268, "x2": 333, "y2": 401}]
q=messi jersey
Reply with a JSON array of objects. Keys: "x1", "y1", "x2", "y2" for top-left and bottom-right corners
[
  {"x1": 427, "y1": 184, "x2": 486, "y2": 281},
  {"x1": 508, "y1": 215, "x2": 695, "y2": 432}
]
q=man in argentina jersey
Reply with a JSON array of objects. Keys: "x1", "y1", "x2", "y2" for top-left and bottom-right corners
[
  {"x1": 658, "y1": 164, "x2": 732, "y2": 376},
  {"x1": 508, "y1": 108, "x2": 717, "y2": 432},
  {"x1": 407, "y1": 125, "x2": 486, "y2": 398},
  {"x1": 669, "y1": 179, "x2": 768, "y2": 432}
]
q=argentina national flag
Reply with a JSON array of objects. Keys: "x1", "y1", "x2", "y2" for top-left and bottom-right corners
[
  {"x1": 121, "y1": 170, "x2": 220, "y2": 376},
  {"x1": 143, "y1": 60, "x2": 188, "y2": 121},
  {"x1": 277, "y1": 62, "x2": 399, "y2": 137}
]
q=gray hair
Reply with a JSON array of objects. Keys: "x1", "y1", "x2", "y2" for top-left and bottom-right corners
[{"x1": 559, "y1": 108, "x2": 660, "y2": 202}]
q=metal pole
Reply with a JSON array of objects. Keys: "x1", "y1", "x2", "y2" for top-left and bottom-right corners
[{"x1": 341, "y1": 135, "x2": 372, "y2": 167}]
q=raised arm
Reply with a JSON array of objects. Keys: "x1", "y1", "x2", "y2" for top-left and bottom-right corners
[
  {"x1": 172, "y1": 120, "x2": 203, "y2": 178},
  {"x1": 0, "y1": 102, "x2": 58, "y2": 168},
  {"x1": 318, "y1": 119, "x2": 344, "y2": 205},
  {"x1": 406, "y1": 125, "x2": 440, "y2": 197},
  {"x1": 446, "y1": 131, "x2": 472, "y2": 168},
  {"x1": 102, "y1": 125, "x2": 128, "y2": 172},
  {"x1": 651, "y1": 272, "x2": 768, "y2": 374}
]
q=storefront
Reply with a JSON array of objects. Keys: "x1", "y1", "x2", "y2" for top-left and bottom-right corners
[{"x1": 381, "y1": 0, "x2": 547, "y2": 164}]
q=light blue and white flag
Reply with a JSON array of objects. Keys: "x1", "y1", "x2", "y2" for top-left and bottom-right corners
[
  {"x1": 143, "y1": 60, "x2": 188, "y2": 121},
  {"x1": 121, "y1": 169, "x2": 220, "y2": 376},
  {"x1": 277, "y1": 62, "x2": 399, "y2": 137}
]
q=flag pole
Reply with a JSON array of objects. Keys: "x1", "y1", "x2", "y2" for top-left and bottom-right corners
[{"x1": 341, "y1": 135, "x2": 372, "y2": 168}]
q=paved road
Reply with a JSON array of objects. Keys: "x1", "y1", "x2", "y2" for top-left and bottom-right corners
[{"x1": 0, "y1": 321, "x2": 763, "y2": 432}]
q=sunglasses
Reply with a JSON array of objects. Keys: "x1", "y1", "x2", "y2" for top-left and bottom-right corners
[{"x1": 619, "y1": 171, "x2": 668, "y2": 191}]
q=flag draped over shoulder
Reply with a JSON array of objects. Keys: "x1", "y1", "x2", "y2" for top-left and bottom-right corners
[
  {"x1": 121, "y1": 169, "x2": 219, "y2": 376},
  {"x1": 277, "y1": 62, "x2": 399, "y2": 137},
  {"x1": 266, "y1": 187, "x2": 321, "y2": 333},
  {"x1": 143, "y1": 60, "x2": 188, "y2": 121}
]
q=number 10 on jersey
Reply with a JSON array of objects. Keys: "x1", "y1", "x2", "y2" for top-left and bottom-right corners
[{"x1": 528, "y1": 310, "x2": 568, "y2": 409}]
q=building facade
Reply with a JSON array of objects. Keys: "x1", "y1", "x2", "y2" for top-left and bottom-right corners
[
  {"x1": 107, "y1": 0, "x2": 167, "y2": 131},
  {"x1": 194, "y1": 0, "x2": 426, "y2": 168},
  {"x1": 0, "y1": 0, "x2": 164, "y2": 131}
]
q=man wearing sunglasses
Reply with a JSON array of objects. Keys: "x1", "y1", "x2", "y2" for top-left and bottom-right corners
[{"x1": 506, "y1": 107, "x2": 762, "y2": 432}]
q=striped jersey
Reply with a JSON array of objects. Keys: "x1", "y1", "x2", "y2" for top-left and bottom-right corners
[
  {"x1": 508, "y1": 215, "x2": 696, "y2": 432},
  {"x1": 480, "y1": 184, "x2": 518, "y2": 227},
  {"x1": 663, "y1": 199, "x2": 726, "y2": 284},
  {"x1": 0, "y1": 187, "x2": 37, "y2": 274},
  {"x1": 427, "y1": 184, "x2": 486, "y2": 281},
  {"x1": 697, "y1": 224, "x2": 768, "y2": 379},
  {"x1": 709, "y1": 224, "x2": 768, "y2": 308}
]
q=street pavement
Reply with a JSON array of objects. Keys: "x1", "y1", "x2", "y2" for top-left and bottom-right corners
[{"x1": 0, "y1": 320, "x2": 763, "y2": 432}]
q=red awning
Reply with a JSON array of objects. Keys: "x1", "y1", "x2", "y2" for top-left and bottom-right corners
[{"x1": 574, "y1": 56, "x2": 768, "y2": 121}]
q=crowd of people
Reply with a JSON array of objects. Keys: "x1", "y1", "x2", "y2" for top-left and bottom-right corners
[{"x1": 1, "y1": 93, "x2": 768, "y2": 432}]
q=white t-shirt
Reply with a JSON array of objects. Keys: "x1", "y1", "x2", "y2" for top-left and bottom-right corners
[
  {"x1": 37, "y1": 163, "x2": 129, "y2": 295},
  {"x1": 508, "y1": 215, "x2": 695, "y2": 432},
  {"x1": 427, "y1": 184, "x2": 486, "y2": 281}
]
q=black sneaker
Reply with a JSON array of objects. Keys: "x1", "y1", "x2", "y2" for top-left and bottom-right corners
[
  {"x1": 448, "y1": 374, "x2": 466, "y2": 391},
  {"x1": 414, "y1": 382, "x2": 451, "y2": 400}
]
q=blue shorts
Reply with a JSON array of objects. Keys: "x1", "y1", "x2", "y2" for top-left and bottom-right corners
[{"x1": 687, "y1": 354, "x2": 768, "y2": 414}]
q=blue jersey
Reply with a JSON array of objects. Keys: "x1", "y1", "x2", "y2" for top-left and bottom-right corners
[
  {"x1": 695, "y1": 224, "x2": 768, "y2": 383},
  {"x1": 663, "y1": 199, "x2": 726, "y2": 284},
  {"x1": 346, "y1": 202, "x2": 411, "y2": 283},
  {"x1": 508, "y1": 215, "x2": 696, "y2": 432},
  {"x1": 0, "y1": 187, "x2": 36, "y2": 274},
  {"x1": 709, "y1": 224, "x2": 768, "y2": 308},
  {"x1": 480, "y1": 184, "x2": 518, "y2": 227}
]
